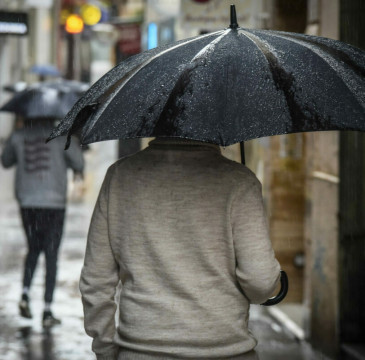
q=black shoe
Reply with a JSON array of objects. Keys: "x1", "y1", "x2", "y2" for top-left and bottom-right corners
[
  {"x1": 19, "y1": 294, "x2": 32, "y2": 319},
  {"x1": 42, "y1": 311, "x2": 61, "y2": 328}
]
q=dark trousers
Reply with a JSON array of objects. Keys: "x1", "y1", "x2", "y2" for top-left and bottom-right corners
[{"x1": 21, "y1": 207, "x2": 65, "y2": 304}]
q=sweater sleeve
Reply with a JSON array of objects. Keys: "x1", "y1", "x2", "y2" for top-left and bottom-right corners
[
  {"x1": 231, "y1": 177, "x2": 281, "y2": 304},
  {"x1": 64, "y1": 137, "x2": 84, "y2": 173},
  {"x1": 1, "y1": 134, "x2": 17, "y2": 168},
  {"x1": 79, "y1": 167, "x2": 119, "y2": 360}
]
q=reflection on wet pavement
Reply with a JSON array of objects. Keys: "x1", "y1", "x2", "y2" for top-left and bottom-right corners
[
  {"x1": 16, "y1": 326, "x2": 55, "y2": 360},
  {"x1": 250, "y1": 307, "x2": 332, "y2": 360}
]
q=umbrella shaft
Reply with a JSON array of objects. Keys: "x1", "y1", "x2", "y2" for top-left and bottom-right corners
[{"x1": 240, "y1": 142, "x2": 245, "y2": 165}]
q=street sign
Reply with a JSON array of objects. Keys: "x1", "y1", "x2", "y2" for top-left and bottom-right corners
[
  {"x1": 0, "y1": 11, "x2": 28, "y2": 36},
  {"x1": 117, "y1": 23, "x2": 142, "y2": 55}
]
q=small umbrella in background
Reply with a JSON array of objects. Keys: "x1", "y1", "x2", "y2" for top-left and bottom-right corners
[
  {"x1": 0, "y1": 79, "x2": 89, "y2": 120},
  {"x1": 30, "y1": 64, "x2": 62, "y2": 81},
  {"x1": 3, "y1": 63, "x2": 61, "y2": 93},
  {"x1": 47, "y1": 5, "x2": 365, "y2": 306}
]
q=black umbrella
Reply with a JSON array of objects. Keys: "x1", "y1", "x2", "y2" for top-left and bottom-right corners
[
  {"x1": 0, "y1": 79, "x2": 89, "y2": 120},
  {"x1": 48, "y1": 6, "x2": 365, "y2": 149}
]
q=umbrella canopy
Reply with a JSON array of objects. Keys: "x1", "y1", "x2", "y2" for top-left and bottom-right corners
[
  {"x1": 48, "y1": 7, "x2": 365, "y2": 148},
  {"x1": 30, "y1": 64, "x2": 61, "y2": 77},
  {"x1": 0, "y1": 79, "x2": 89, "y2": 120}
]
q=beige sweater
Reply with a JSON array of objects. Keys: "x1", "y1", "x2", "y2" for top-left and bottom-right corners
[{"x1": 80, "y1": 139, "x2": 280, "y2": 360}]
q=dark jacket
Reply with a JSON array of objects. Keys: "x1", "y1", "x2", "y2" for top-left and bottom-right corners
[{"x1": 1, "y1": 122, "x2": 84, "y2": 208}]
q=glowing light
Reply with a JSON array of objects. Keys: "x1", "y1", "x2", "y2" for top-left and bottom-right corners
[
  {"x1": 65, "y1": 14, "x2": 84, "y2": 34},
  {"x1": 81, "y1": 4, "x2": 102, "y2": 26}
]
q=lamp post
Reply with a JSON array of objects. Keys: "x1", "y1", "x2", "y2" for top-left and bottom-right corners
[{"x1": 64, "y1": 13, "x2": 83, "y2": 80}]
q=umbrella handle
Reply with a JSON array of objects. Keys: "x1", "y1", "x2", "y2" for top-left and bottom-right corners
[{"x1": 261, "y1": 270, "x2": 288, "y2": 306}]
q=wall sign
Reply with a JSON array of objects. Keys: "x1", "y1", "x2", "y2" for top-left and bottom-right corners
[
  {"x1": 0, "y1": 11, "x2": 28, "y2": 36},
  {"x1": 118, "y1": 23, "x2": 142, "y2": 54}
]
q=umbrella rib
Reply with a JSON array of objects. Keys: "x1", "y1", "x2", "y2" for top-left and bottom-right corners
[
  {"x1": 255, "y1": 30, "x2": 365, "y2": 109},
  {"x1": 48, "y1": 30, "x2": 225, "y2": 141},
  {"x1": 151, "y1": 30, "x2": 232, "y2": 138},
  {"x1": 81, "y1": 30, "x2": 226, "y2": 140},
  {"x1": 271, "y1": 32, "x2": 365, "y2": 78},
  {"x1": 190, "y1": 29, "x2": 231, "y2": 62},
  {"x1": 238, "y1": 29, "x2": 329, "y2": 133},
  {"x1": 102, "y1": 29, "x2": 226, "y2": 103}
]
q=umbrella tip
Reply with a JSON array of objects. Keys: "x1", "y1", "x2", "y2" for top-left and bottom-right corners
[{"x1": 229, "y1": 4, "x2": 239, "y2": 29}]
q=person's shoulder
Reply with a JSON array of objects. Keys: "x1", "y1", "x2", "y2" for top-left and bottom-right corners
[
  {"x1": 214, "y1": 153, "x2": 260, "y2": 184},
  {"x1": 105, "y1": 150, "x2": 144, "y2": 175}
]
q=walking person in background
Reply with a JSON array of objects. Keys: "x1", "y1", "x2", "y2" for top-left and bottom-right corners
[
  {"x1": 1, "y1": 118, "x2": 84, "y2": 328},
  {"x1": 80, "y1": 138, "x2": 280, "y2": 360}
]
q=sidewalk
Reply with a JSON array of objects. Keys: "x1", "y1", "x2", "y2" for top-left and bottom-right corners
[{"x1": 0, "y1": 201, "x2": 332, "y2": 360}]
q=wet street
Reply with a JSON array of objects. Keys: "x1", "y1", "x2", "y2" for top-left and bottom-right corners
[{"x1": 0, "y1": 200, "x2": 332, "y2": 360}]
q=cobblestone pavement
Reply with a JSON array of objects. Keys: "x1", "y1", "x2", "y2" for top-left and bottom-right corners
[{"x1": 0, "y1": 201, "x2": 331, "y2": 360}]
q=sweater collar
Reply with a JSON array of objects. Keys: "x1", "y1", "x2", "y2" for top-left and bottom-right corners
[{"x1": 148, "y1": 138, "x2": 221, "y2": 153}]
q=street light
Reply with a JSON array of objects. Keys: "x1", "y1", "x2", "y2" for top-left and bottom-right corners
[
  {"x1": 64, "y1": 14, "x2": 84, "y2": 79},
  {"x1": 81, "y1": 4, "x2": 102, "y2": 26},
  {"x1": 65, "y1": 14, "x2": 84, "y2": 34}
]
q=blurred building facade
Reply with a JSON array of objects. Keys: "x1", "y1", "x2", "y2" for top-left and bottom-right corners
[
  {"x1": 257, "y1": 1, "x2": 365, "y2": 359},
  {"x1": 0, "y1": 0, "x2": 124, "y2": 204},
  {"x1": 303, "y1": 1, "x2": 340, "y2": 357},
  {"x1": 0, "y1": 0, "x2": 55, "y2": 204},
  {"x1": 337, "y1": 1, "x2": 365, "y2": 358}
]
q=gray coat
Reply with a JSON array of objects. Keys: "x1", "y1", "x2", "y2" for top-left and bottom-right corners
[{"x1": 1, "y1": 123, "x2": 84, "y2": 208}]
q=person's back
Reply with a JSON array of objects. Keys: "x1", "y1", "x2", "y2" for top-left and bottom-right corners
[
  {"x1": 2, "y1": 121, "x2": 83, "y2": 208},
  {"x1": 80, "y1": 139, "x2": 280, "y2": 360}
]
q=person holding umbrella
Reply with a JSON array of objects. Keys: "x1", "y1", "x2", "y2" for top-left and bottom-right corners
[{"x1": 1, "y1": 79, "x2": 87, "y2": 327}]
